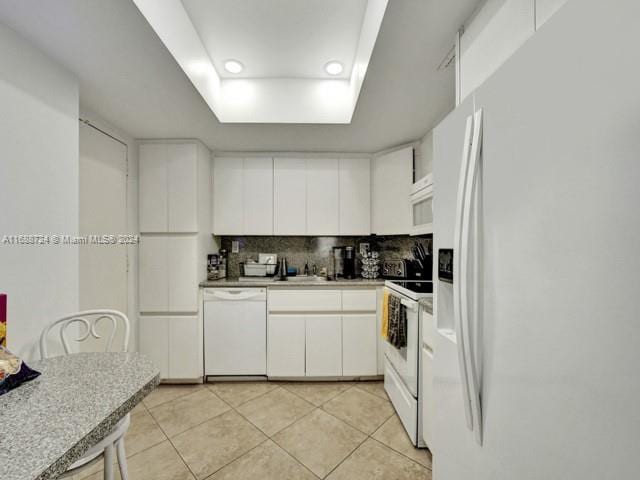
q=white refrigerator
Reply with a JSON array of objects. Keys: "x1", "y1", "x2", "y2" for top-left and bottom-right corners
[{"x1": 432, "y1": 1, "x2": 640, "y2": 479}]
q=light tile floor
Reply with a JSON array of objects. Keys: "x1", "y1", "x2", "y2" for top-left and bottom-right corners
[{"x1": 71, "y1": 381, "x2": 432, "y2": 480}]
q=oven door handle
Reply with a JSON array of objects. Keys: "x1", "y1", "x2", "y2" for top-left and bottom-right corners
[{"x1": 400, "y1": 299, "x2": 418, "y2": 311}]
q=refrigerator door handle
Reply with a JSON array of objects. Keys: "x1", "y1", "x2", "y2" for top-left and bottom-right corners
[
  {"x1": 461, "y1": 108, "x2": 484, "y2": 445},
  {"x1": 453, "y1": 114, "x2": 475, "y2": 431}
]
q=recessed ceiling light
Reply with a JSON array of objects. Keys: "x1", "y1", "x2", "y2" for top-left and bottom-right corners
[
  {"x1": 224, "y1": 59, "x2": 244, "y2": 74},
  {"x1": 325, "y1": 61, "x2": 343, "y2": 76}
]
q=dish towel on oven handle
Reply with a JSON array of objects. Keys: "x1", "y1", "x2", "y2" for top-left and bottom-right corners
[
  {"x1": 381, "y1": 290, "x2": 390, "y2": 339},
  {"x1": 387, "y1": 294, "x2": 407, "y2": 349}
]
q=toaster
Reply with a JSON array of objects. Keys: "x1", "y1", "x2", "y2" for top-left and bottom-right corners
[{"x1": 382, "y1": 260, "x2": 407, "y2": 279}]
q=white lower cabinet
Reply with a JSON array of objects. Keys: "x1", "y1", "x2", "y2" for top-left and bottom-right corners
[
  {"x1": 267, "y1": 288, "x2": 378, "y2": 378},
  {"x1": 342, "y1": 314, "x2": 377, "y2": 376},
  {"x1": 306, "y1": 315, "x2": 342, "y2": 377},
  {"x1": 139, "y1": 316, "x2": 169, "y2": 379},
  {"x1": 267, "y1": 315, "x2": 306, "y2": 377},
  {"x1": 139, "y1": 315, "x2": 201, "y2": 380}
]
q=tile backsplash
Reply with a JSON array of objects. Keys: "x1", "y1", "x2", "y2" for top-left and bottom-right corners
[{"x1": 219, "y1": 235, "x2": 432, "y2": 278}]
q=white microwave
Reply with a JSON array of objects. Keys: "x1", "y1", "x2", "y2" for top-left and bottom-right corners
[{"x1": 410, "y1": 174, "x2": 433, "y2": 236}]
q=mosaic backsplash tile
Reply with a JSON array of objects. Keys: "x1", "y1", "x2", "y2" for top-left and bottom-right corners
[{"x1": 219, "y1": 235, "x2": 432, "y2": 278}]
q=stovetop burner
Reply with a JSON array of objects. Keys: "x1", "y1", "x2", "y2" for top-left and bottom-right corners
[{"x1": 391, "y1": 281, "x2": 434, "y2": 294}]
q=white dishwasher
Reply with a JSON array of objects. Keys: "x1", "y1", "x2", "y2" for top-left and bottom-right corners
[{"x1": 204, "y1": 288, "x2": 267, "y2": 377}]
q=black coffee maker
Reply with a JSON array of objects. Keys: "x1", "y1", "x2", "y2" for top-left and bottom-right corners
[{"x1": 344, "y1": 246, "x2": 356, "y2": 279}]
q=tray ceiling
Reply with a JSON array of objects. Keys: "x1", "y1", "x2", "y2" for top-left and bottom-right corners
[{"x1": 133, "y1": 0, "x2": 387, "y2": 123}]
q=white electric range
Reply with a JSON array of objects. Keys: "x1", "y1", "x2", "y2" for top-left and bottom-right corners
[{"x1": 384, "y1": 279, "x2": 433, "y2": 447}]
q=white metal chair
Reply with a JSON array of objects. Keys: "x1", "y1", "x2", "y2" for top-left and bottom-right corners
[{"x1": 40, "y1": 310, "x2": 131, "y2": 480}]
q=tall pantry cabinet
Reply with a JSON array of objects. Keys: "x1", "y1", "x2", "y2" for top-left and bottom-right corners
[{"x1": 138, "y1": 140, "x2": 213, "y2": 381}]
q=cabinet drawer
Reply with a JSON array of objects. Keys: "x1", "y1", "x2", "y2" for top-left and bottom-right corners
[
  {"x1": 269, "y1": 289, "x2": 342, "y2": 312},
  {"x1": 342, "y1": 289, "x2": 377, "y2": 311}
]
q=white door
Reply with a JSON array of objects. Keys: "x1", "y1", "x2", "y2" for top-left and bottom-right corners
[
  {"x1": 213, "y1": 157, "x2": 243, "y2": 234},
  {"x1": 139, "y1": 143, "x2": 168, "y2": 232},
  {"x1": 306, "y1": 158, "x2": 339, "y2": 235},
  {"x1": 339, "y1": 157, "x2": 371, "y2": 235},
  {"x1": 267, "y1": 315, "x2": 305, "y2": 377},
  {"x1": 169, "y1": 316, "x2": 201, "y2": 379},
  {"x1": 305, "y1": 315, "x2": 342, "y2": 377},
  {"x1": 79, "y1": 122, "x2": 129, "y2": 350},
  {"x1": 139, "y1": 316, "x2": 169, "y2": 379},
  {"x1": 167, "y1": 236, "x2": 197, "y2": 312},
  {"x1": 273, "y1": 158, "x2": 306, "y2": 235},
  {"x1": 372, "y1": 147, "x2": 413, "y2": 235},
  {"x1": 342, "y1": 314, "x2": 377, "y2": 376},
  {"x1": 138, "y1": 236, "x2": 169, "y2": 312},
  {"x1": 243, "y1": 157, "x2": 274, "y2": 235},
  {"x1": 167, "y1": 143, "x2": 198, "y2": 232}
]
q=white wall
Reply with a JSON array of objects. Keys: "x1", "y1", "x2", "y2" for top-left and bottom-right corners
[
  {"x1": 0, "y1": 23, "x2": 79, "y2": 360},
  {"x1": 79, "y1": 107, "x2": 140, "y2": 352}
]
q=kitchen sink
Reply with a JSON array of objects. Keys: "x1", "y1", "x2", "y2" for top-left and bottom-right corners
[{"x1": 274, "y1": 275, "x2": 332, "y2": 282}]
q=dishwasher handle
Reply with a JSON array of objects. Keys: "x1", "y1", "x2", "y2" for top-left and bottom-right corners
[{"x1": 204, "y1": 289, "x2": 266, "y2": 301}]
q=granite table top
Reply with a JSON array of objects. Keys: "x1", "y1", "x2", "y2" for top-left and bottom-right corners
[
  {"x1": 200, "y1": 277, "x2": 386, "y2": 288},
  {"x1": 0, "y1": 352, "x2": 160, "y2": 480}
]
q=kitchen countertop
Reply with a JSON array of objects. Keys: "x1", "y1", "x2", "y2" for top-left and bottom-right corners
[
  {"x1": 200, "y1": 277, "x2": 386, "y2": 288},
  {"x1": 419, "y1": 297, "x2": 433, "y2": 314},
  {"x1": 0, "y1": 352, "x2": 160, "y2": 480}
]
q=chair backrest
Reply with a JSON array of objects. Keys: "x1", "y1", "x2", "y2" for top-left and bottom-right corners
[{"x1": 40, "y1": 309, "x2": 130, "y2": 359}]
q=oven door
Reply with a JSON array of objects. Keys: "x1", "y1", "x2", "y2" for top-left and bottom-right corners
[
  {"x1": 410, "y1": 184, "x2": 433, "y2": 236},
  {"x1": 384, "y1": 292, "x2": 420, "y2": 397}
]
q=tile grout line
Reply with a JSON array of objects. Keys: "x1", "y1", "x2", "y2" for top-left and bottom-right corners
[
  {"x1": 200, "y1": 436, "x2": 272, "y2": 480},
  {"x1": 206, "y1": 382, "x2": 279, "y2": 409},
  {"x1": 367, "y1": 437, "x2": 433, "y2": 472}
]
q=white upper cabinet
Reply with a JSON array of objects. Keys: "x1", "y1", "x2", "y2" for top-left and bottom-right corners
[
  {"x1": 213, "y1": 157, "x2": 243, "y2": 234},
  {"x1": 306, "y1": 158, "x2": 339, "y2": 235},
  {"x1": 213, "y1": 157, "x2": 273, "y2": 235},
  {"x1": 167, "y1": 143, "x2": 198, "y2": 232},
  {"x1": 339, "y1": 158, "x2": 371, "y2": 235},
  {"x1": 372, "y1": 146, "x2": 413, "y2": 235},
  {"x1": 243, "y1": 157, "x2": 273, "y2": 235},
  {"x1": 273, "y1": 157, "x2": 307, "y2": 235},
  {"x1": 459, "y1": 0, "x2": 535, "y2": 100},
  {"x1": 139, "y1": 142, "x2": 200, "y2": 233},
  {"x1": 139, "y1": 144, "x2": 168, "y2": 232}
]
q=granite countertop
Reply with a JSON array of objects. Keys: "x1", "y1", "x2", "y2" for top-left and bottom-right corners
[
  {"x1": 419, "y1": 297, "x2": 433, "y2": 314},
  {"x1": 200, "y1": 277, "x2": 386, "y2": 288},
  {"x1": 0, "y1": 352, "x2": 160, "y2": 480}
]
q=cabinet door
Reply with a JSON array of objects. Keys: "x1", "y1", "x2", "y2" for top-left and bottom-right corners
[
  {"x1": 267, "y1": 315, "x2": 305, "y2": 377},
  {"x1": 139, "y1": 316, "x2": 169, "y2": 379},
  {"x1": 339, "y1": 158, "x2": 371, "y2": 235},
  {"x1": 213, "y1": 157, "x2": 243, "y2": 234},
  {"x1": 244, "y1": 157, "x2": 274, "y2": 235},
  {"x1": 342, "y1": 314, "x2": 377, "y2": 376},
  {"x1": 273, "y1": 158, "x2": 306, "y2": 235},
  {"x1": 139, "y1": 236, "x2": 168, "y2": 312},
  {"x1": 371, "y1": 147, "x2": 413, "y2": 235},
  {"x1": 306, "y1": 158, "x2": 339, "y2": 235},
  {"x1": 167, "y1": 236, "x2": 198, "y2": 312},
  {"x1": 169, "y1": 316, "x2": 201, "y2": 379},
  {"x1": 305, "y1": 315, "x2": 342, "y2": 377},
  {"x1": 139, "y1": 144, "x2": 168, "y2": 232},
  {"x1": 167, "y1": 143, "x2": 198, "y2": 232}
]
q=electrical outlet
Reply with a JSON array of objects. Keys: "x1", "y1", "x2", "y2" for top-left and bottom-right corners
[
  {"x1": 359, "y1": 242, "x2": 370, "y2": 256},
  {"x1": 232, "y1": 240, "x2": 240, "y2": 253}
]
